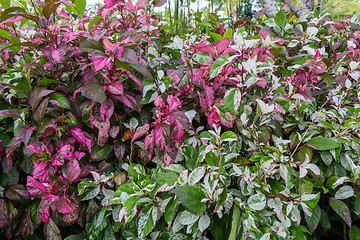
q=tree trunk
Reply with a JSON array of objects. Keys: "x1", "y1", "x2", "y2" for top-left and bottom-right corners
[
  {"x1": 258, "y1": 0, "x2": 279, "y2": 17},
  {"x1": 259, "y1": 0, "x2": 325, "y2": 21}
]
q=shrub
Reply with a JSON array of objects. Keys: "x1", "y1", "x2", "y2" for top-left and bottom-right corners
[{"x1": 1, "y1": 1, "x2": 360, "y2": 239}]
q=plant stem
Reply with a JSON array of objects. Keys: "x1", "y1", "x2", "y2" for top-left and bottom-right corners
[{"x1": 228, "y1": 204, "x2": 241, "y2": 240}]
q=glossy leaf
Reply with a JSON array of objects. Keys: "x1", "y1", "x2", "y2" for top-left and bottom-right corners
[
  {"x1": 330, "y1": 198, "x2": 352, "y2": 227},
  {"x1": 171, "y1": 186, "x2": 206, "y2": 215}
]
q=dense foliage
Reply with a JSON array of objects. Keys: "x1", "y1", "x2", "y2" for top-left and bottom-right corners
[{"x1": 1, "y1": 0, "x2": 360, "y2": 239}]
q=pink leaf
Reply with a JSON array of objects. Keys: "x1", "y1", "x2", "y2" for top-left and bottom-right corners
[
  {"x1": 198, "y1": 45, "x2": 217, "y2": 55},
  {"x1": 216, "y1": 38, "x2": 230, "y2": 54},
  {"x1": 90, "y1": 116, "x2": 111, "y2": 147},
  {"x1": 91, "y1": 55, "x2": 110, "y2": 72},
  {"x1": 108, "y1": 81, "x2": 124, "y2": 95},
  {"x1": 131, "y1": 124, "x2": 150, "y2": 142},
  {"x1": 70, "y1": 127, "x2": 93, "y2": 153},
  {"x1": 38, "y1": 195, "x2": 58, "y2": 224},
  {"x1": 56, "y1": 195, "x2": 77, "y2": 214}
]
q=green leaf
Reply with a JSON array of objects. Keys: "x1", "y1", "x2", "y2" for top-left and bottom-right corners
[
  {"x1": 210, "y1": 32, "x2": 224, "y2": 42},
  {"x1": 305, "y1": 205, "x2": 321, "y2": 233},
  {"x1": 197, "y1": 22, "x2": 212, "y2": 28},
  {"x1": 138, "y1": 206, "x2": 156, "y2": 238},
  {"x1": 247, "y1": 193, "x2": 266, "y2": 211},
  {"x1": 88, "y1": 15, "x2": 102, "y2": 32},
  {"x1": 0, "y1": 29, "x2": 11, "y2": 40},
  {"x1": 91, "y1": 145, "x2": 112, "y2": 162},
  {"x1": 128, "y1": 63, "x2": 154, "y2": 80},
  {"x1": 274, "y1": 10, "x2": 286, "y2": 29},
  {"x1": 350, "y1": 226, "x2": 360, "y2": 240},
  {"x1": 223, "y1": 28, "x2": 233, "y2": 40},
  {"x1": 355, "y1": 193, "x2": 360, "y2": 215},
  {"x1": 205, "y1": 151, "x2": 217, "y2": 166},
  {"x1": 64, "y1": 235, "x2": 84, "y2": 240},
  {"x1": 74, "y1": 0, "x2": 86, "y2": 17},
  {"x1": 44, "y1": 218, "x2": 61, "y2": 240},
  {"x1": 50, "y1": 93, "x2": 70, "y2": 109},
  {"x1": 306, "y1": 137, "x2": 340, "y2": 150},
  {"x1": 210, "y1": 55, "x2": 228, "y2": 79},
  {"x1": 329, "y1": 198, "x2": 352, "y2": 227},
  {"x1": 79, "y1": 185, "x2": 101, "y2": 201},
  {"x1": 80, "y1": 39, "x2": 104, "y2": 53},
  {"x1": 223, "y1": 88, "x2": 241, "y2": 115},
  {"x1": 0, "y1": 0, "x2": 10, "y2": 9},
  {"x1": 184, "y1": 145, "x2": 199, "y2": 170},
  {"x1": 320, "y1": 151, "x2": 333, "y2": 166},
  {"x1": 220, "y1": 131, "x2": 237, "y2": 141},
  {"x1": 164, "y1": 197, "x2": 178, "y2": 223},
  {"x1": 171, "y1": 186, "x2": 206, "y2": 215},
  {"x1": 0, "y1": 7, "x2": 26, "y2": 22},
  {"x1": 81, "y1": 82, "x2": 106, "y2": 103},
  {"x1": 320, "y1": 209, "x2": 331, "y2": 230}
]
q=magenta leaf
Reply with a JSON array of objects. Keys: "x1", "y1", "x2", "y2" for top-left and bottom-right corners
[
  {"x1": 56, "y1": 195, "x2": 78, "y2": 214},
  {"x1": 38, "y1": 195, "x2": 58, "y2": 224},
  {"x1": 70, "y1": 127, "x2": 93, "y2": 153}
]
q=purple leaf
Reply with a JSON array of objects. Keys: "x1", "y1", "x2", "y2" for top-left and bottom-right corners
[
  {"x1": 56, "y1": 195, "x2": 78, "y2": 214},
  {"x1": 109, "y1": 126, "x2": 120, "y2": 138},
  {"x1": 113, "y1": 142, "x2": 125, "y2": 161},
  {"x1": 33, "y1": 97, "x2": 49, "y2": 123},
  {"x1": 5, "y1": 137, "x2": 22, "y2": 171},
  {"x1": 0, "y1": 110, "x2": 22, "y2": 118},
  {"x1": 81, "y1": 82, "x2": 106, "y2": 103},
  {"x1": 5, "y1": 184, "x2": 30, "y2": 202},
  {"x1": 70, "y1": 127, "x2": 93, "y2": 153},
  {"x1": 100, "y1": 99, "x2": 114, "y2": 121},
  {"x1": 63, "y1": 160, "x2": 81, "y2": 182},
  {"x1": 28, "y1": 88, "x2": 54, "y2": 111},
  {"x1": 0, "y1": 199, "x2": 9, "y2": 228},
  {"x1": 17, "y1": 126, "x2": 35, "y2": 146},
  {"x1": 19, "y1": 209, "x2": 34, "y2": 238}
]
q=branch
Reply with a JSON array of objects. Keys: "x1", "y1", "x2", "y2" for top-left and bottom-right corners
[{"x1": 282, "y1": 0, "x2": 301, "y2": 18}]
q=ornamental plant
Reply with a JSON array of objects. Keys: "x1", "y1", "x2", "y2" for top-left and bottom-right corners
[{"x1": 1, "y1": 1, "x2": 360, "y2": 239}]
